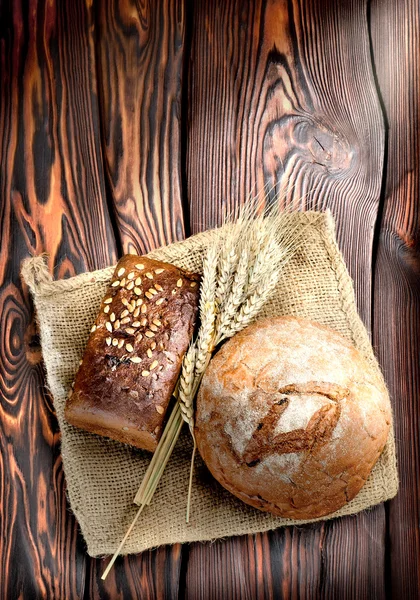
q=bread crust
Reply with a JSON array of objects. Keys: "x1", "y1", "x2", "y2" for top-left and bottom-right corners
[
  {"x1": 195, "y1": 316, "x2": 391, "y2": 519},
  {"x1": 65, "y1": 255, "x2": 200, "y2": 451}
]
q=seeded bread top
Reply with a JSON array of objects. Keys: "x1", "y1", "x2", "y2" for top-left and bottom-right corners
[{"x1": 65, "y1": 255, "x2": 200, "y2": 452}]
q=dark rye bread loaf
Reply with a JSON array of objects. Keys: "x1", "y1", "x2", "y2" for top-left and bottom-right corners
[
  {"x1": 65, "y1": 255, "x2": 200, "y2": 452},
  {"x1": 195, "y1": 316, "x2": 391, "y2": 519}
]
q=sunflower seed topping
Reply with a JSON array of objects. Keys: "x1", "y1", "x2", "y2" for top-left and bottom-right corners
[
  {"x1": 135, "y1": 263, "x2": 145, "y2": 270},
  {"x1": 154, "y1": 268, "x2": 164, "y2": 274},
  {"x1": 145, "y1": 330, "x2": 155, "y2": 338},
  {"x1": 130, "y1": 356, "x2": 142, "y2": 363},
  {"x1": 126, "y1": 343, "x2": 134, "y2": 352},
  {"x1": 111, "y1": 280, "x2": 120, "y2": 287},
  {"x1": 117, "y1": 267, "x2": 125, "y2": 277}
]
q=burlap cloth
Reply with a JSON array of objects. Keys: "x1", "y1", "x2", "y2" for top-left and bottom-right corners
[{"x1": 21, "y1": 212, "x2": 398, "y2": 557}]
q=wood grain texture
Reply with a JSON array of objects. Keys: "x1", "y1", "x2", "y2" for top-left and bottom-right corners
[
  {"x1": 187, "y1": 0, "x2": 387, "y2": 597},
  {"x1": 187, "y1": 0, "x2": 385, "y2": 329},
  {"x1": 0, "y1": 0, "x2": 116, "y2": 598},
  {"x1": 185, "y1": 534, "x2": 275, "y2": 600},
  {"x1": 87, "y1": 545, "x2": 182, "y2": 600},
  {"x1": 370, "y1": 0, "x2": 420, "y2": 597},
  {"x1": 185, "y1": 527, "x2": 325, "y2": 600},
  {"x1": 96, "y1": 0, "x2": 186, "y2": 255}
]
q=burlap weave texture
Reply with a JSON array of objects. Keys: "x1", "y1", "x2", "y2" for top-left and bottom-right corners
[{"x1": 21, "y1": 212, "x2": 398, "y2": 557}]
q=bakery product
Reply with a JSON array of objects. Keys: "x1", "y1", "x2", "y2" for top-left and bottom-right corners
[
  {"x1": 65, "y1": 255, "x2": 200, "y2": 452},
  {"x1": 195, "y1": 316, "x2": 391, "y2": 519}
]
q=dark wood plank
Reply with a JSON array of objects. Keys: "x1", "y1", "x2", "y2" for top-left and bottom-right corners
[
  {"x1": 184, "y1": 534, "x2": 273, "y2": 600},
  {"x1": 185, "y1": 527, "x2": 324, "y2": 600},
  {"x1": 187, "y1": 0, "x2": 387, "y2": 597},
  {"x1": 89, "y1": 0, "x2": 187, "y2": 595},
  {"x1": 96, "y1": 0, "x2": 187, "y2": 255},
  {"x1": 90, "y1": 545, "x2": 182, "y2": 600},
  {"x1": 0, "y1": 0, "x2": 116, "y2": 597},
  {"x1": 370, "y1": 1, "x2": 420, "y2": 598}
]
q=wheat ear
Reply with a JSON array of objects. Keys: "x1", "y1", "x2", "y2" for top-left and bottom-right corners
[
  {"x1": 178, "y1": 344, "x2": 197, "y2": 426},
  {"x1": 194, "y1": 244, "x2": 219, "y2": 377}
]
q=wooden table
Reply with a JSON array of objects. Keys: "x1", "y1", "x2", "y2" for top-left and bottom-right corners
[{"x1": 1, "y1": 1, "x2": 419, "y2": 598}]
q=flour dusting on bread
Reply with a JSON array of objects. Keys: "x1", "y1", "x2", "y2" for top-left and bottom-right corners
[{"x1": 195, "y1": 316, "x2": 391, "y2": 519}]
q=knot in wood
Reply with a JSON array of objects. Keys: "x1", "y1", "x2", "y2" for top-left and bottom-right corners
[{"x1": 263, "y1": 115, "x2": 355, "y2": 179}]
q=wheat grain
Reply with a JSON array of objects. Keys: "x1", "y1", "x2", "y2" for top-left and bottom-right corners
[
  {"x1": 216, "y1": 246, "x2": 250, "y2": 342},
  {"x1": 215, "y1": 244, "x2": 237, "y2": 311},
  {"x1": 224, "y1": 271, "x2": 281, "y2": 338},
  {"x1": 194, "y1": 245, "x2": 218, "y2": 376},
  {"x1": 178, "y1": 344, "x2": 197, "y2": 426}
]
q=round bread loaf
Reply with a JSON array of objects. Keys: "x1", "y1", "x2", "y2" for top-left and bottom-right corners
[{"x1": 195, "y1": 316, "x2": 391, "y2": 519}]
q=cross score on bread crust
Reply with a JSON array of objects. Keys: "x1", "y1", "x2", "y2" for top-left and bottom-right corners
[{"x1": 242, "y1": 382, "x2": 349, "y2": 466}]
